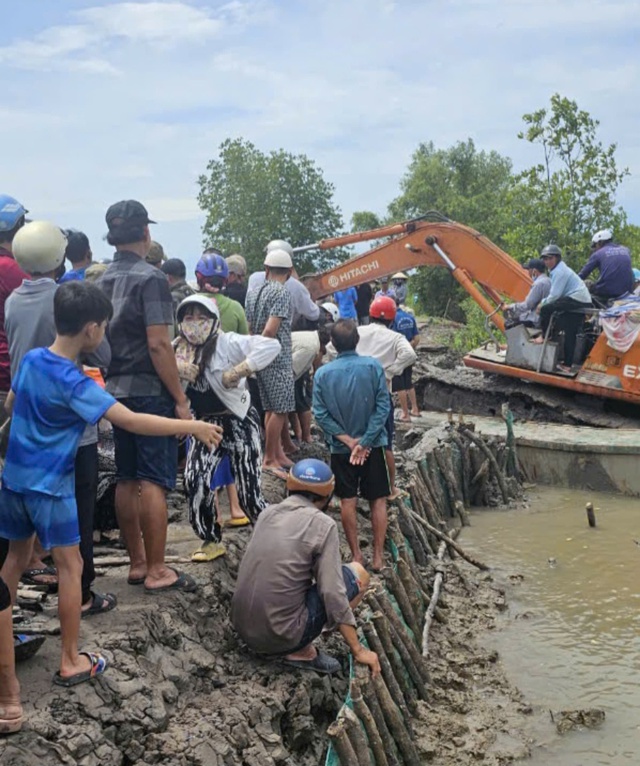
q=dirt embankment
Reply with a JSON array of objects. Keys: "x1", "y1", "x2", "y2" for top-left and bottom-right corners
[{"x1": 2, "y1": 429, "x2": 536, "y2": 766}]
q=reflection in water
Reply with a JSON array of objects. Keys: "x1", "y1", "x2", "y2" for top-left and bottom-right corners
[{"x1": 463, "y1": 486, "x2": 640, "y2": 766}]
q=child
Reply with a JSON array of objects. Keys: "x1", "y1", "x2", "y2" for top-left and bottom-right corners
[{"x1": 0, "y1": 282, "x2": 222, "y2": 687}]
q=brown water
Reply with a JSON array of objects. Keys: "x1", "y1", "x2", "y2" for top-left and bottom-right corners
[{"x1": 462, "y1": 486, "x2": 640, "y2": 765}]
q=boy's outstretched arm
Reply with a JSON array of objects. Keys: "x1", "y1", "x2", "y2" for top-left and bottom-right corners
[{"x1": 104, "y1": 403, "x2": 222, "y2": 450}]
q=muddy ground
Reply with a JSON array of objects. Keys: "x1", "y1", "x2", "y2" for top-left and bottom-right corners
[{"x1": 0, "y1": 325, "x2": 580, "y2": 766}]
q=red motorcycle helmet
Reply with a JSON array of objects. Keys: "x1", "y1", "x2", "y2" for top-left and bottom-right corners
[{"x1": 369, "y1": 295, "x2": 397, "y2": 321}]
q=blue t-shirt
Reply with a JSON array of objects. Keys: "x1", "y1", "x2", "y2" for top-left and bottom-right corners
[
  {"x1": 392, "y1": 308, "x2": 418, "y2": 342},
  {"x1": 334, "y1": 288, "x2": 358, "y2": 319},
  {"x1": 59, "y1": 267, "x2": 87, "y2": 283},
  {"x1": 3, "y1": 348, "x2": 116, "y2": 497}
]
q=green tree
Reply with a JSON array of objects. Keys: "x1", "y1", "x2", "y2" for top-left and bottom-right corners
[
  {"x1": 197, "y1": 138, "x2": 345, "y2": 273},
  {"x1": 387, "y1": 139, "x2": 514, "y2": 319},
  {"x1": 505, "y1": 94, "x2": 629, "y2": 268}
]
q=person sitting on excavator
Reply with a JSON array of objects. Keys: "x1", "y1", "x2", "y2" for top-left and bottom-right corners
[
  {"x1": 578, "y1": 229, "x2": 634, "y2": 306},
  {"x1": 503, "y1": 258, "x2": 551, "y2": 329},
  {"x1": 534, "y1": 245, "x2": 592, "y2": 373}
]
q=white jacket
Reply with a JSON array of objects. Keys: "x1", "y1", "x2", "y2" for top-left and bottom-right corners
[
  {"x1": 203, "y1": 333, "x2": 281, "y2": 419},
  {"x1": 292, "y1": 331, "x2": 321, "y2": 380},
  {"x1": 326, "y1": 323, "x2": 417, "y2": 388}
]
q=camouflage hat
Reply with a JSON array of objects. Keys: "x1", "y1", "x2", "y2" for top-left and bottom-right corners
[
  {"x1": 146, "y1": 240, "x2": 166, "y2": 264},
  {"x1": 85, "y1": 262, "x2": 109, "y2": 283},
  {"x1": 226, "y1": 254, "x2": 247, "y2": 276}
]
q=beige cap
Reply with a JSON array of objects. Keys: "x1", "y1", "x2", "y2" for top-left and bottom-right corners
[
  {"x1": 392, "y1": 272, "x2": 408, "y2": 280},
  {"x1": 146, "y1": 240, "x2": 166, "y2": 264},
  {"x1": 226, "y1": 254, "x2": 247, "y2": 276},
  {"x1": 85, "y1": 262, "x2": 109, "y2": 283}
]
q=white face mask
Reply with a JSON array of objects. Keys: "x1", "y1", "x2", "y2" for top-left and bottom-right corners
[{"x1": 179, "y1": 316, "x2": 216, "y2": 346}]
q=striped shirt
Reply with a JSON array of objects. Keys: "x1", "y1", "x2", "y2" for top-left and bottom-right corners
[{"x1": 3, "y1": 348, "x2": 115, "y2": 497}]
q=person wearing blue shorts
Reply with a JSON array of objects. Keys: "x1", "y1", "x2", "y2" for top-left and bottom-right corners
[{"x1": 0, "y1": 262, "x2": 222, "y2": 688}]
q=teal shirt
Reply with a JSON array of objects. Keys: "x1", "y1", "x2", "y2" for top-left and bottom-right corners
[{"x1": 312, "y1": 351, "x2": 390, "y2": 454}]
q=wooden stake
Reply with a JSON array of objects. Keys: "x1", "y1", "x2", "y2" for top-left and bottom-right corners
[
  {"x1": 356, "y1": 665, "x2": 400, "y2": 766},
  {"x1": 423, "y1": 541, "x2": 446, "y2": 657},
  {"x1": 362, "y1": 622, "x2": 411, "y2": 723},
  {"x1": 461, "y1": 427, "x2": 510, "y2": 504},
  {"x1": 384, "y1": 567, "x2": 421, "y2": 638},
  {"x1": 351, "y1": 679, "x2": 389, "y2": 766},
  {"x1": 341, "y1": 707, "x2": 372, "y2": 766},
  {"x1": 371, "y1": 675, "x2": 422, "y2": 766},
  {"x1": 586, "y1": 502, "x2": 596, "y2": 528},
  {"x1": 371, "y1": 611, "x2": 417, "y2": 713},
  {"x1": 408, "y1": 510, "x2": 490, "y2": 571},
  {"x1": 327, "y1": 718, "x2": 359, "y2": 766},
  {"x1": 367, "y1": 590, "x2": 429, "y2": 677}
]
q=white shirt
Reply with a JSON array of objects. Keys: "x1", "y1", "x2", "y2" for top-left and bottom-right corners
[
  {"x1": 326, "y1": 322, "x2": 417, "y2": 389},
  {"x1": 292, "y1": 331, "x2": 321, "y2": 380}
]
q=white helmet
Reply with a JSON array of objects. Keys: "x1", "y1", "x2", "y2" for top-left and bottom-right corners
[
  {"x1": 321, "y1": 302, "x2": 339, "y2": 322},
  {"x1": 266, "y1": 239, "x2": 294, "y2": 256},
  {"x1": 264, "y1": 248, "x2": 293, "y2": 268},
  {"x1": 12, "y1": 221, "x2": 67, "y2": 275},
  {"x1": 392, "y1": 272, "x2": 408, "y2": 280},
  {"x1": 176, "y1": 294, "x2": 220, "y2": 323},
  {"x1": 592, "y1": 229, "x2": 613, "y2": 244}
]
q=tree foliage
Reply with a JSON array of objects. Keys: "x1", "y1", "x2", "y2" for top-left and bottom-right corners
[
  {"x1": 505, "y1": 94, "x2": 629, "y2": 268},
  {"x1": 387, "y1": 139, "x2": 514, "y2": 319},
  {"x1": 198, "y1": 138, "x2": 345, "y2": 274}
]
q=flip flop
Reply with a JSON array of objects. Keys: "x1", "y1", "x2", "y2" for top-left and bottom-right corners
[
  {"x1": 21, "y1": 567, "x2": 58, "y2": 593},
  {"x1": 127, "y1": 576, "x2": 145, "y2": 586},
  {"x1": 81, "y1": 591, "x2": 117, "y2": 619},
  {"x1": 52, "y1": 651, "x2": 109, "y2": 688},
  {"x1": 144, "y1": 566, "x2": 197, "y2": 594},
  {"x1": 224, "y1": 516, "x2": 250, "y2": 527},
  {"x1": 0, "y1": 704, "x2": 23, "y2": 735},
  {"x1": 191, "y1": 542, "x2": 226, "y2": 563},
  {"x1": 282, "y1": 651, "x2": 341, "y2": 675},
  {"x1": 14, "y1": 633, "x2": 46, "y2": 662}
]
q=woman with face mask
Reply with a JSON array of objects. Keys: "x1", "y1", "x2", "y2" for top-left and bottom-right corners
[{"x1": 174, "y1": 295, "x2": 281, "y2": 562}]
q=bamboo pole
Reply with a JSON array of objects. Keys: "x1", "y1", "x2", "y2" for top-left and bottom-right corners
[{"x1": 422, "y1": 541, "x2": 446, "y2": 657}]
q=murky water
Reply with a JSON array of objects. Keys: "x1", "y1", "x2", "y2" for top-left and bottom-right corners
[{"x1": 462, "y1": 486, "x2": 640, "y2": 765}]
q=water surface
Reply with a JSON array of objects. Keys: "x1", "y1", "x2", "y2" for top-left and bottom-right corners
[{"x1": 463, "y1": 486, "x2": 640, "y2": 765}]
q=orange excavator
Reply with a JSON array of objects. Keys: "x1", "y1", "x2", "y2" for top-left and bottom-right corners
[{"x1": 298, "y1": 214, "x2": 640, "y2": 406}]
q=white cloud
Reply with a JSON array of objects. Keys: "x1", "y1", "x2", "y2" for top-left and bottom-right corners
[{"x1": 0, "y1": 0, "x2": 638, "y2": 267}]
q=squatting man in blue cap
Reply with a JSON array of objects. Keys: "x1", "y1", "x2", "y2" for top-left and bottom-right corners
[{"x1": 231, "y1": 459, "x2": 381, "y2": 676}]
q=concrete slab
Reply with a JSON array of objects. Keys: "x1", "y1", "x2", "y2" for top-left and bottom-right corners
[{"x1": 409, "y1": 411, "x2": 640, "y2": 496}]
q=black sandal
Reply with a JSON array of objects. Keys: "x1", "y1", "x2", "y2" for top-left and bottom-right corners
[{"x1": 81, "y1": 591, "x2": 117, "y2": 619}]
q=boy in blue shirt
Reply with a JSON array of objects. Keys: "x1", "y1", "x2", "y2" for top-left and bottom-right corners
[
  {"x1": 391, "y1": 302, "x2": 420, "y2": 420},
  {"x1": 0, "y1": 281, "x2": 221, "y2": 688}
]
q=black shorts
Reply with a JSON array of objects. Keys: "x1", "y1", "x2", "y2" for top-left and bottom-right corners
[
  {"x1": 331, "y1": 447, "x2": 390, "y2": 501},
  {"x1": 384, "y1": 393, "x2": 395, "y2": 447},
  {"x1": 294, "y1": 371, "x2": 312, "y2": 414},
  {"x1": 113, "y1": 395, "x2": 178, "y2": 491},
  {"x1": 391, "y1": 365, "x2": 413, "y2": 392}
]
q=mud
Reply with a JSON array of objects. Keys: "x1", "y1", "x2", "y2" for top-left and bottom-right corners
[{"x1": 1, "y1": 434, "x2": 537, "y2": 766}]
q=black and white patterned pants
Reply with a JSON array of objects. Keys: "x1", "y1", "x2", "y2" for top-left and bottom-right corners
[{"x1": 184, "y1": 407, "x2": 266, "y2": 544}]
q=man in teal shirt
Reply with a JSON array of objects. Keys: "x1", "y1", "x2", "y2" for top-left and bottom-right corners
[{"x1": 313, "y1": 320, "x2": 390, "y2": 572}]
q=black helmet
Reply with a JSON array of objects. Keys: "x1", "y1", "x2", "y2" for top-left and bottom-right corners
[{"x1": 540, "y1": 244, "x2": 562, "y2": 259}]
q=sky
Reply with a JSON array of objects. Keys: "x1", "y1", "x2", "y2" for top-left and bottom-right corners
[{"x1": 1, "y1": 0, "x2": 639, "y2": 274}]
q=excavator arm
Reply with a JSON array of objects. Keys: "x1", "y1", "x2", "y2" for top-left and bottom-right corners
[{"x1": 301, "y1": 218, "x2": 532, "y2": 333}]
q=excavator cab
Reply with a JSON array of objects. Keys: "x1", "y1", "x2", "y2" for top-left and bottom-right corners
[{"x1": 300, "y1": 214, "x2": 640, "y2": 406}]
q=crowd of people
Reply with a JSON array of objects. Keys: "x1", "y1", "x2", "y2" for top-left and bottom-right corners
[{"x1": 0, "y1": 195, "x2": 422, "y2": 734}]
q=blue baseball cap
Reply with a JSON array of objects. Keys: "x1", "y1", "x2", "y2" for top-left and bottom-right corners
[{"x1": 0, "y1": 195, "x2": 27, "y2": 232}]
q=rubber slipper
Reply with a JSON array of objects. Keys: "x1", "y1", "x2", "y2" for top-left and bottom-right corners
[
  {"x1": 21, "y1": 567, "x2": 58, "y2": 593},
  {"x1": 282, "y1": 651, "x2": 341, "y2": 675},
  {"x1": 191, "y1": 542, "x2": 226, "y2": 563},
  {"x1": 14, "y1": 633, "x2": 46, "y2": 662},
  {"x1": 144, "y1": 566, "x2": 197, "y2": 594},
  {"x1": 0, "y1": 704, "x2": 23, "y2": 735},
  {"x1": 127, "y1": 576, "x2": 145, "y2": 586},
  {"x1": 225, "y1": 517, "x2": 250, "y2": 527},
  {"x1": 52, "y1": 651, "x2": 109, "y2": 688},
  {"x1": 81, "y1": 591, "x2": 117, "y2": 619}
]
